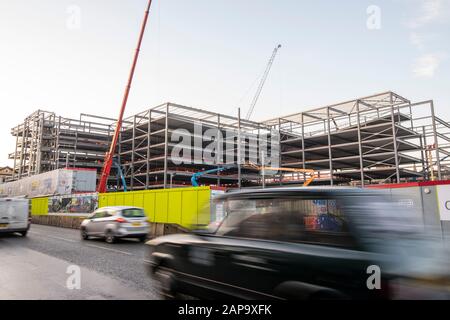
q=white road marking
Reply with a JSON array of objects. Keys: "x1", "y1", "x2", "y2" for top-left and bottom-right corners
[
  {"x1": 29, "y1": 229, "x2": 134, "y2": 256},
  {"x1": 29, "y1": 231, "x2": 78, "y2": 243},
  {"x1": 85, "y1": 244, "x2": 133, "y2": 256},
  {"x1": 48, "y1": 235, "x2": 78, "y2": 243}
]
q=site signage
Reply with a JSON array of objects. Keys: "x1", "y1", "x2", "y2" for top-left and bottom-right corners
[{"x1": 436, "y1": 185, "x2": 450, "y2": 221}]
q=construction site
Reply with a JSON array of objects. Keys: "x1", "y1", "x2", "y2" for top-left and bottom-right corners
[
  {"x1": 3, "y1": 1, "x2": 450, "y2": 303},
  {"x1": 5, "y1": 91, "x2": 450, "y2": 191},
  {"x1": 4, "y1": 3, "x2": 450, "y2": 193}
]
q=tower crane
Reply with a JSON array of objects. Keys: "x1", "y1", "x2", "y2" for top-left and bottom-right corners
[{"x1": 245, "y1": 44, "x2": 282, "y2": 120}]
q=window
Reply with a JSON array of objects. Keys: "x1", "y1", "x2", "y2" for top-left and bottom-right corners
[
  {"x1": 92, "y1": 211, "x2": 106, "y2": 219},
  {"x1": 215, "y1": 197, "x2": 358, "y2": 249},
  {"x1": 104, "y1": 210, "x2": 114, "y2": 218},
  {"x1": 122, "y1": 208, "x2": 145, "y2": 218}
]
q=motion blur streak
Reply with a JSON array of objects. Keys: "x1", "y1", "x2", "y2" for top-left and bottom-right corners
[{"x1": 146, "y1": 188, "x2": 450, "y2": 300}]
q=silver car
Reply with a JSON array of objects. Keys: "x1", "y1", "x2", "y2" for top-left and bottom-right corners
[{"x1": 81, "y1": 206, "x2": 150, "y2": 243}]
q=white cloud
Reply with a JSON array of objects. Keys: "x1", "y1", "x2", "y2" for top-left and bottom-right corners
[
  {"x1": 412, "y1": 53, "x2": 444, "y2": 78},
  {"x1": 410, "y1": 32, "x2": 425, "y2": 50},
  {"x1": 408, "y1": 0, "x2": 445, "y2": 28}
]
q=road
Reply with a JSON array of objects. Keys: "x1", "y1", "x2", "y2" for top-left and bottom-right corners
[{"x1": 0, "y1": 224, "x2": 160, "y2": 300}]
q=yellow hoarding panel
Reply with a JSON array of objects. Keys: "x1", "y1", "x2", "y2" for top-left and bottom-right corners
[
  {"x1": 134, "y1": 193, "x2": 144, "y2": 208},
  {"x1": 198, "y1": 190, "x2": 211, "y2": 226},
  {"x1": 31, "y1": 197, "x2": 49, "y2": 216},
  {"x1": 168, "y1": 191, "x2": 182, "y2": 225},
  {"x1": 155, "y1": 192, "x2": 168, "y2": 223},
  {"x1": 143, "y1": 192, "x2": 156, "y2": 221},
  {"x1": 181, "y1": 190, "x2": 198, "y2": 226},
  {"x1": 124, "y1": 193, "x2": 134, "y2": 207},
  {"x1": 98, "y1": 187, "x2": 211, "y2": 228}
]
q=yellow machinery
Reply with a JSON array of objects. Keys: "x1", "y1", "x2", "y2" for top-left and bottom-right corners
[{"x1": 246, "y1": 164, "x2": 316, "y2": 187}]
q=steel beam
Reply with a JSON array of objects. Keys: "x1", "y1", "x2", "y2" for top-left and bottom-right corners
[{"x1": 431, "y1": 101, "x2": 442, "y2": 180}]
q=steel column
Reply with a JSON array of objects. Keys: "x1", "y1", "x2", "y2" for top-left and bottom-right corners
[
  {"x1": 238, "y1": 108, "x2": 242, "y2": 189},
  {"x1": 390, "y1": 105, "x2": 401, "y2": 183},
  {"x1": 131, "y1": 115, "x2": 137, "y2": 190},
  {"x1": 164, "y1": 104, "x2": 169, "y2": 188},
  {"x1": 300, "y1": 114, "x2": 306, "y2": 183},
  {"x1": 430, "y1": 101, "x2": 442, "y2": 180},
  {"x1": 419, "y1": 126, "x2": 427, "y2": 180},
  {"x1": 146, "y1": 110, "x2": 152, "y2": 189},
  {"x1": 327, "y1": 108, "x2": 333, "y2": 186},
  {"x1": 356, "y1": 101, "x2": 365, "y2": 186}
]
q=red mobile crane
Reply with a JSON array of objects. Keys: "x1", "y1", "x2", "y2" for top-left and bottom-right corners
[{"x1": 97, "y1": 0, "x2": 153, "y2": 193}]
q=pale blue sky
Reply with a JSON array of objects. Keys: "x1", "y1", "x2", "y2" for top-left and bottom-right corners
[{"x1": 0, "y1": 0, "x2": 449, "y2": 165}]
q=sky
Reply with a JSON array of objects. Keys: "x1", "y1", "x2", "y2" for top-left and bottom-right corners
[{"x1": 0, "y1": 0, "x2": 449, "y2": 166}]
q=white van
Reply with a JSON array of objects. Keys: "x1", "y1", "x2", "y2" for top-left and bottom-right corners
[{"x1": 0, "y1": 197, "x2": 31, "y2": 236}]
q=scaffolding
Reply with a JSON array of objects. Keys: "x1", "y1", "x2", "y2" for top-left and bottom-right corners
[
  {"x1": 8, "y1": 91, "x2": 450, "y2": 189},
  {"x1": 264, "y1": 91, "x2": 450, "y2": 186}
]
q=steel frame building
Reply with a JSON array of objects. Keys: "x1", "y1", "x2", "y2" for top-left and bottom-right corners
[
  {"x1": 117, "y1": 103, "x2": 276, "y2": 190},
  {"x1": 9, "y1": 104, "x2": 276, "y2": 190},
  {"x1": 8, "y1": 91, "x2": 450, "y2": 190},
  {"x1": 10, "y1": 110, "x2": 113, "y2": 180},
  {"x1": 264, "y1": 92, "x2": 450, "y2": 186}
]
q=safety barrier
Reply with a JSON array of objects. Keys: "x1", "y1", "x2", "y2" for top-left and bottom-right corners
[
  {"x1": 98, "y1": 186, "x2": 211, "y2": 228},
  {"x1": 32, "y1": 215, "x2": 85, "y2": 229},
  {"x1": 30, "y1": 186, "x2": 212, "y2": 230},
  {"x1": 31, "y1": 197, "x2": 49, "y2": 216}
]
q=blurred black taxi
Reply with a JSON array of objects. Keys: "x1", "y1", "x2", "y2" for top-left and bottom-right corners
[{"x1": 145, "y1": 187, "x2": 450, "y2": 300}]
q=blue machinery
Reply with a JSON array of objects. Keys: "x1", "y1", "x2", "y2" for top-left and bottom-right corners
[
  {"x1": 113, "y1": 158, "x2": 127, "y2": 192},
  {"x1": 191, "y1": 165, "x2": 237, "y2": 187}
]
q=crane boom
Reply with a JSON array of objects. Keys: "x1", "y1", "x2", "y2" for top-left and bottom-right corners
[
  {"x1": 97, "y1": 0, "x2": 153, "y2": 193},
  {"x1": 191, "y1": 164, "x2": 237, "y2": 187},
  {"x1": 245, "y1": 44, "x2": 282, "y2": 120}
]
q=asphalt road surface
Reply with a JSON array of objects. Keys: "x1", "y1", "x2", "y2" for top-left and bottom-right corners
[{"x1": 0, "y1": 224, "x2": 160, "y2": 300}]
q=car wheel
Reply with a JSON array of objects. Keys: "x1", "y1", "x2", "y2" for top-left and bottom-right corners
[
  {"x1": 81, "y1": 229, "x2": 89, "y2": 240},
  {"x1": 19, "y1": 230, "x2": 28, "y2": 237},
  {"x1": 105, "y1": 231, "x2": 116, "y2": 244},
  {"x1": 156, "y1": 269, "x2": 178, "y2": 300},
  {"x1": 139, "y1": 235, "x2": 147, "y2": 243}
]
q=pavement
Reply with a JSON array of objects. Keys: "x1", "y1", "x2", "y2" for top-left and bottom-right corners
[{"x1": 0, "y1": 224, "x2": 160, "y2": 300}]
